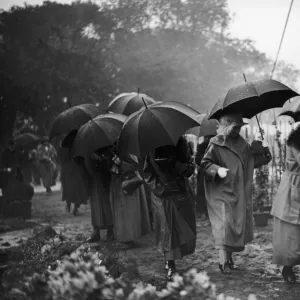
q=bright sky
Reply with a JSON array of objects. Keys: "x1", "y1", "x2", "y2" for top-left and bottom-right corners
[{"x1": 1, "y1": 0, "x2": 300, "y2": 89}]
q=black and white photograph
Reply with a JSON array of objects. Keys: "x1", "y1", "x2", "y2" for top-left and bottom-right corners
[{"x1": 0, "y1": 0, "x2": 300, "y2": 299}]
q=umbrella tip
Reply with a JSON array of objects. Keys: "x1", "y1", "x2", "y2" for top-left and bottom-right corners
[{"x1": 137, "y1": 88, "x2": 140, "y2": 95}]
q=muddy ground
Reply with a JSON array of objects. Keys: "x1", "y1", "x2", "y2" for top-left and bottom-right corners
[{"x1": 1, "y1": 185, "x2": 300, "y2": 300}]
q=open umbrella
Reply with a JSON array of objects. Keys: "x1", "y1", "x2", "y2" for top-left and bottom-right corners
[
  {"x1": 186, "y1": 114, "x2": 218, "y2": 137},
  {"x1": 49, "y1": 104, "x2": 105, "y2": 140},
  {"x1": 107, "y1": 92, "x2": 156, "y2": 116},
  {"x1": 118, "y1": 101, "x2": 201, "y2": 161},
  {"x1": 278, "y1": 97, "x2": 300, "y2": 122},
  {"x1": 209, "y1": 79, "x2": 298, "y2": 120},
  {"x1": 73, "y1": 113, "x2": 127, "y2": 158},
  {"x1": 14, "y1": 133, "x2": 40, "y2": 148}
]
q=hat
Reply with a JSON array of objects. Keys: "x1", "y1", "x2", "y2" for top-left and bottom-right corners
[{"x1": 219, "y1": 114, "x2": 248, "y2": 127}]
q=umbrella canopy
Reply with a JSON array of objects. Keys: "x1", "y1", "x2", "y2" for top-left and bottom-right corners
[
  {"x1": 73, "y1": 113, "x2": 127, "y2": 158},
  {"x1": 186, "y1": 114, "x2": 218, "y2": 137},
  {"x1": 14, "y1": 133, "x2": 40, "y2": 148},
  {"x1": 278, "y1": 97, "x2": 300, "y2": 122},
  {"x1": 209, "y1": 79, "x2": 298, "y2": 120},
  {"x1": 49, "y1": 104, "x2": 105, "y2": 140},
  {"x1": 118, "y1": 101, "x2": 201, "y2": 161},
  {"x1": 107, "y1": 92, "x2": 156, "y2": 116}
]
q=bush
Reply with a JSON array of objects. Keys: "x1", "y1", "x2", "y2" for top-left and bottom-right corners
[{"x1": 4, "y1": 252, "x2": 257, "y2": 300}]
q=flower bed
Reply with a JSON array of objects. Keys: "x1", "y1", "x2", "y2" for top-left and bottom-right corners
[{"x1": 2, "y1": 251, "x2": 257, "y2": 300}]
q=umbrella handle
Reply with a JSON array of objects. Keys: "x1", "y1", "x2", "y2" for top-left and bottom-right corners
[{"x1": 255, "y1": 115, "x2": 264, "y2": 140}]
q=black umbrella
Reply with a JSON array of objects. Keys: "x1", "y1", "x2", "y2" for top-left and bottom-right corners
[
  {"x1": 278, "y1": 97, "x2": 300, "y2": 122},
  {"x1": 209, "y1": 78, "x2": 298, "y2": 139},
  {"x1": 73, "y1": 113, "x2": 127, "y2": 158},
  {"x1": 107, "y1": 92, "x2": 156, "y2": 116},
  {"x1": 49, "y1": 104, "x2": 105, "y2": 140},
  {"x1": 209, "y1": 79, "x2": 298, "y2": 120},
  {"x1": 118, "y1": 101, "x2": 201, "y2": 161},
  {"x1": 186, "y1": 114, "x2": 218, "y2": 137}
]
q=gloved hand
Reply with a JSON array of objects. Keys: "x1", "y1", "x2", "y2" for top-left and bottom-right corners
[
  {"x1": 261, "y1": 140, "x2": 269, "y2": 148},
  {"x1": 217, "y1": 167, "x2": 229, "y2": 178}
]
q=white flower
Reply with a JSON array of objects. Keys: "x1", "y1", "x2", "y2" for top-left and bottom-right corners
[{"x1": 180, "y1": 290, "x2": 188, "y2": 296}]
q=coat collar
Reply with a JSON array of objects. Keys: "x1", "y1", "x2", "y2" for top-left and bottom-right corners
[{"x1": 209, "y1": 135, "x2": 249, "y2": 167}]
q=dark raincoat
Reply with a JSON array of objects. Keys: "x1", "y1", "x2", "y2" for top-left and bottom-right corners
[
  {"x1": 143, "y1": 150, "x2": 196, "y2": 259},
  {"x1": 110, "y1": 156, "x2": 151, "y2": 242},
  {"x1": 201, "y1": 135, "x2": 271, "y2": 251},
  {"x1": 58, "y1": 147, "x2": 89, "y2": 207},
  {"x1": 84, "y1": 154, "x2": 113, "y2": 229}
]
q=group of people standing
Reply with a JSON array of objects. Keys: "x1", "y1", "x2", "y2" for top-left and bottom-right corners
[
  {"x1": 3, "y1": 110, "x2": 300, "y2": 284},
  {"x1": 60, "y1": 111, "x2": 300, "y2": 283}
]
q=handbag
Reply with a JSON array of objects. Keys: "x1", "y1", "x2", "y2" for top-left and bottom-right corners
[{"x1": 121, "y1": 171, "x2": 144, "y2": 195}]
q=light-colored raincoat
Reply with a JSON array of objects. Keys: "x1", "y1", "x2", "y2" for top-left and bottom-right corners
[{"x1": 201, "y1": 135, "x2": 271, "y2": 251}]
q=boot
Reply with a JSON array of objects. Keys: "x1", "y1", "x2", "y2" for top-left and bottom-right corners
[
  {"x1": 87, "y1": 228, "x2": 100, "y2": 243},
  {"x1": 219, "y1": 262, "x2": 231, "y2": 274},
  {"x1": 227, "y1": 253, "x2": 239, "y2": 270},
  {"x1": 282, "y1": 266, "x2": 296, "y2": 283}
]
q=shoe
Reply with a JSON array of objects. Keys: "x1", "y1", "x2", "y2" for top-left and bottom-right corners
[
  {"x1": 282, "y1": 266, "x2": 296, "y2": 283},
  {"x1": 46, "y1": 187, "x2": 52, "y2": 193},
  {"x1": 166, "y1": 267, "x2": 176, "y2": 281},
  {"x1": 87, "y1": 231, "x2": 100, "y2": 243},
  {"x1": 228, "y1": 257, "x2": 239, "y2": 270},
  {"x1": 219, "y1": 262, "x2": 231, "y2": 274}
]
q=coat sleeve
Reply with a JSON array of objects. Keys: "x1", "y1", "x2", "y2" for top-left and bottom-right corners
[{"x1": 200, "y1": 144, "x2": 221, "y2": 180}]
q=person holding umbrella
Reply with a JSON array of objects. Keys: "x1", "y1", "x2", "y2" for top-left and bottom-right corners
[
  {"x1": 84, "y1": 146, "x2": 115, "y2": 242},
  {"x1": 109, "y1": 150, "x2": 151, "y2": 247},
  {"x1": 143, "y1": 136, "x2": 197, "y2": 281},
  {"x1": 58, "y1": 130, "x2": 89, "y2": 216},
  {"x1": 200, "y1": 113, "x2": 272, "y2": 274}
]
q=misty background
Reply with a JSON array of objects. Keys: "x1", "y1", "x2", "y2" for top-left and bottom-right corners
[{"x1": 0, "y1": 0, "x2": 299, "y2": 145}]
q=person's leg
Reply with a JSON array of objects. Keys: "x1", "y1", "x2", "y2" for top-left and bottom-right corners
[
  {"x1": 165, "y1": 248, "x2": 181, "y2": 280},
  {"x1": 106, "y1": 225, "x2": 115, "y2": 241},
  {"x1": 218, "y1": 250, "x2": 231, "y2": 274}
]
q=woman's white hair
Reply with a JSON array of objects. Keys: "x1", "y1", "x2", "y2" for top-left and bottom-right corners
[{"x1": 216, "y1": 114, "x2": 243, "y2": 136}]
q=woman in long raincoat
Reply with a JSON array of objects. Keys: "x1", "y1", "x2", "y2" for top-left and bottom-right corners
[
  {"x1": 143, "y1": 136, "x2": 196, "y2": 281},
  {"x1": 201, "y1": 114, "x2": 271, "y2": 274},
  {"x1": 109, "y1": 153, "x2": 151, "y2": 246},
  {"x1": 271, "y1": 124, "x2": 300, "y2": 282},
  {"x1": 84, "y1": 146, "x2": 114, "y2": 242},
  {"x1": 58, "y1": 130, "x2": 89, "y2": 215}
]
